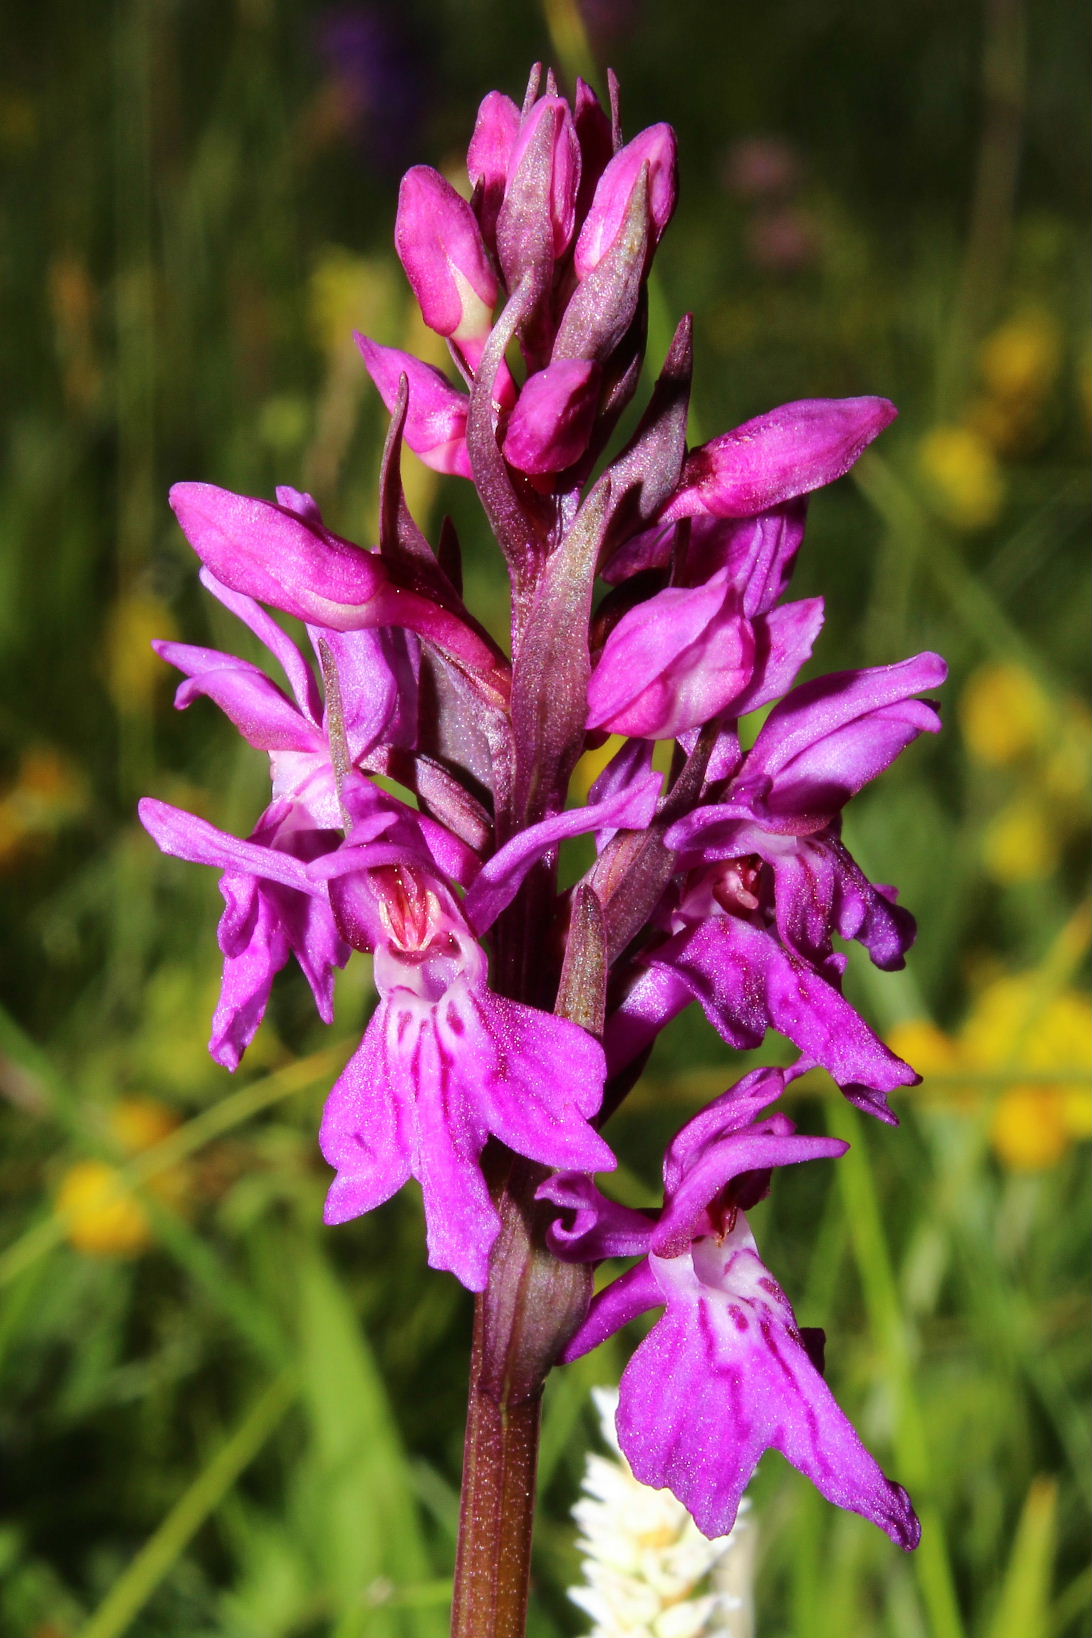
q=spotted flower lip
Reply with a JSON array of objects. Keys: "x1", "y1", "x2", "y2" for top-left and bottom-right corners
[
  {"x1": 317, "y1": 861, "x2": 616, "y2": 1291},
  {"x1": 543, "y1": 1068, "x2": 921, "y2": 1550}
]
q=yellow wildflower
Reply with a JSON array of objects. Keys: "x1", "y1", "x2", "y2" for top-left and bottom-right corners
[
  {"x1": 978, "y1": 310, "x2": 1061, "y2": 406},
  {"x1": 918, "y1": 424, "x2": 1005, "y2": 530},
  {"x1": 958, "y1": 662, "x2": 1051, "y2": 766},
  {"x1": 0, "y1": 746, "x2": 88, "y2": 867},
  {"x1": 104, "y1": 591, "x2": 178, "y2": 715},
  {"x1": 110, "y1": 1096, "x2": 182, "y2": 1154},
  {"x1": 886, "y1": 1018, "x2": 960, "y2": 1079},
  {"x1": 981, "y1": 794, "x2": 1060, "y2": 883},
  {"x1": 962, "y1": 976, "x2": 1091, "y2": 1171},
  {"x1": 56, "y1": 1160, "x2": 152, "y2": 1258},
  {"x1": 990, "y1": 1087, "x2": 1071, "y2": 1172},
  {"x1": 57, "y1": 1098, "x2": 191, "y2": 1257}
]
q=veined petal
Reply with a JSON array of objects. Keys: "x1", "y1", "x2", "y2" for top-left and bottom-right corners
[
  {"x1": 315, "y1": 626, "x2": 419, "y2": 764},
  {"x1": 687, "y1": 502, "x2": 810, "y2": 616},
  {"x1": 603, "y1": 961, "x2": 694, "y2": 1078},
  {"x1": 651, "y1": 916, "x2": 916, "y2": 1116},
  {"x1": 209, "y1": 887, "x2": 290, "y2": 1071},
  {"x1": 661, "y1": 1066, "x2": 790, "y2": 1192},
  {"x1": 617, "y1": 1230, "x2": 920, "y2": 1548},
  {"x1": 321, "y1": 973, "x2": 613, "y2": 1292},
  {"x1": 320, "y1": 1004, "x2": 414, "y2": 1224},
  {"x1": 454, "y1": 986, "x2": 615, "y2": 1151}
]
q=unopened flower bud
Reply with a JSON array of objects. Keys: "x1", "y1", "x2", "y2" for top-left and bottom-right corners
[
  {"x1": 467, "y1": 89, "x2": 521, "y2": 245},
  {"x1": 496, "y1": 96, "x2": 581, "y2": 291},
  {"x1": 574, "y1": 122, "x2": 678, "y2": 280},
  {"x1": 503, "y1": 358, "x2": 600, "y2": 474},
  {"x1": 395, "y1": 166, "x2": 498, "y2": 368}
]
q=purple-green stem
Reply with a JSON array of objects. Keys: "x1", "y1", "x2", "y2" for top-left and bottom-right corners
[{"x1": 451, "y1": 1158, "x2": 592, "y2": 1638}]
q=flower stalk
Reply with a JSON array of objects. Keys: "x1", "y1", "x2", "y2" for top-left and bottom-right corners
[{"x1": 140, "y1": 62, "x2": 942, "y2": 1638}]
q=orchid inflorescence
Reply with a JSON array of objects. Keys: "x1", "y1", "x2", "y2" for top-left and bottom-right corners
[{"x1": 141, "y1": 63, "x2": 939, "y2": 1614}]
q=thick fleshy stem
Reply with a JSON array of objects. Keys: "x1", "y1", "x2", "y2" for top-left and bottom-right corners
[{"x1": 452, "y1": 1158, "x2": 592, "y2": 1638}]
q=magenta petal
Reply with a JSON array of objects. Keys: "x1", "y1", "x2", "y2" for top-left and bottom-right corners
[
  {"x1": 539, "y1": 1172, "x2": 655, "y2": 1262},
  {"x1": 395, "y1": 166, "x2": 497, "y2": 355},
  {"x1": 617, "y1": 1232, "x2": 920, "y2": 1548},
  {"x1": 503, "y1": 358, "x2": 600, "y2": 474},
  {"x1": 741, "y1": 653, "x2": 947, "y2": 830},
  {"x1": 653, "y1": 917, "x2": 916, "y2": 1108},
  {"x1": 464, "y1": 770, "x2": 662, "y2": 934},
  {"x1": 320, "y1": 1009, "x2": 414, "y2": 1224},
  {"x1": 661, "y1": 397, "x2": 898, "y2": 522},
  {"x1": 727, "y1": 598, "x2": 825, "y2": 719},
  {"x1": 653, "y1": 1128, "x2": 848, "y2": 1257},
  {"x1": 561, "y1": 1259, "x2": 665, "y2": 1363},
  {"x1": 573, "y1": 122, "x2": 678, "y2": 279},
  {"x1": 316, "y1": 626, "x2": 418, "y2": 763},
  {"x1": 138, "y1": 799, "x2": 317, "y2": 894},
  {"x1": 170, "y1": 483, "x2": 499, "y2": 671},
  {"x1": 603, "y1": 961, "x2": 694, "y2": 1078},
  {"x1": 170, "y1": 483, "x2": 391, "y2": 626},
  {"x1": 355, "y1": 335, "x2": 473, "y2": 477},
  {"x1": 587, "y1": 570, "x2": 756, "y2": 739},
  {"x1": 158, "y1": 644, "x2": 322, "y2": 753},
  {"x1": 467, "y1": 89, "x2": 521, "y2": 241},
  {"x1": 208, "y1": 887, "x2": 289, "y2": 1070},
  {"x1": 198, "y1": 569, "x2": 323, "y2": 722},
  {"x1": 461, "y1": 989, "x2": 615, "y2": 1164},
  {"x1": 321, "y1": 976, "x2": 613, "y2": 1292},
  {"x1": 688, "y1": 502, "x2": 810, "y2": 615},
  {"x1": 826, "y1": 842, "x2": 917, "y2": 971},
  {"x1": 661, "y1": 1067, "x2": 790, "y2": 1191}
]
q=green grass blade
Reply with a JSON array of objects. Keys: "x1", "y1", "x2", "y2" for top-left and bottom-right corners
[{"x1": 74, "y1": 1371, "x2": 295, "y2": 1638}]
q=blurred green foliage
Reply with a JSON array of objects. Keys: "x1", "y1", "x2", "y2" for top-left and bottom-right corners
[{"x1": 1, "y1": 0, "x2": 1088, "y2": 1634}]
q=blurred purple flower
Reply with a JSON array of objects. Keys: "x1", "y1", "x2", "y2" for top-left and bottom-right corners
[
  {"x1": 313, "y1": 5, "x2": 427, "y2": 171},
  {"x1": 721, "y1": 135, "x2": 802, "y2": 200}
]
